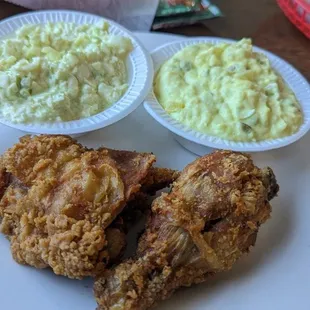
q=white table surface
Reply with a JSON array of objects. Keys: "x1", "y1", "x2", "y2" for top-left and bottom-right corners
[{"x1": 0, "y1": 32, "x2": 310, "y2": 310}]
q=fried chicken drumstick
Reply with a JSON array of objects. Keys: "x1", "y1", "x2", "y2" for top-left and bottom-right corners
[
  {"x1": 0, "y1": 135, "x2": 178, "y2": 279},
  {"x1": 94, "y1": 151, "x2": 279, "y2": 310}
]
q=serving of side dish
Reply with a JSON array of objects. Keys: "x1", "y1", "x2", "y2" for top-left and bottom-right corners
[
  {"x1": 144, "y1": 38, "x2": 310, "y2": 153},
  {"x1": 0, "y1": 10, "x2": 154, "y2": 135}
]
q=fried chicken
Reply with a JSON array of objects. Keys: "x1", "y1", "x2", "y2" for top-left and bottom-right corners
[
  {"x1": 0, "y1": 135, "x2": 178, "y2": 279},
  {"x1": 94, "y1": 150, "x2": 279, "y2": 310}
]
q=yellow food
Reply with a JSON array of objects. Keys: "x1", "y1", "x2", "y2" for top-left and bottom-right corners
[
  {"x1": 0, "y1": 22, "x2": 133, "y2": 123},
  {"x1": 154, "y1": 39, "x2": 303, "y2": 142}
]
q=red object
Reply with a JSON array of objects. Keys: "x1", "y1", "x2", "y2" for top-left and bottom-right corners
[{"x1": 277, "y1": 0, "x2": 310, "y2": 39}]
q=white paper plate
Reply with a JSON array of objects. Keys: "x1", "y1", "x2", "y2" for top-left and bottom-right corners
[
  {"x1": 1, "y1": 32, "x2": 310, "y2": 310},
  {"x1": 144, "y1": 38, "x2": 310, "y2": 152},
  {"x1": 0, "y1": 10, "x2": 154, "y2": 135}
]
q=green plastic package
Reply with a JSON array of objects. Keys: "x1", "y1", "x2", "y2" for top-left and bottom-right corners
[
  {"x1": 156, "y1": 0, "x2": 202, "y2": 17},
  {"x1": 153, "y1": 0, "x2": 222, "y2": 30}
]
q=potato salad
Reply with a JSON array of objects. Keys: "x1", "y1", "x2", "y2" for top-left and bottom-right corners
[
  {"x1": 0, "y1": 22, "x2": 133, "y2": 123},
  {"x1": 154, "y1": 39, "x2": 303, "y2": 142}
]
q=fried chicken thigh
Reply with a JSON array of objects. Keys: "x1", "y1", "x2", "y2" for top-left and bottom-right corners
[
  {"x1": 0, "y1": 135, "x2": 177, "y2": 279},
  {"x1": 94, "y1": 151, "x2": 279, "y2": 310}
]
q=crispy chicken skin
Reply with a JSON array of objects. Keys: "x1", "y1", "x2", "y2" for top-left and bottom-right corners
[
  {"x1": 0, "y1": 135, "x2": 177, "y2": 279},
  {"x1": 0, "y1": 161, "x2": 8, "y2": 201},
  {"x1": 94, "y1": 150, "x2": 279, "y2": 310},
  {"x1": 141, "y1": 167, "x2": 180, "y2": 195}
]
